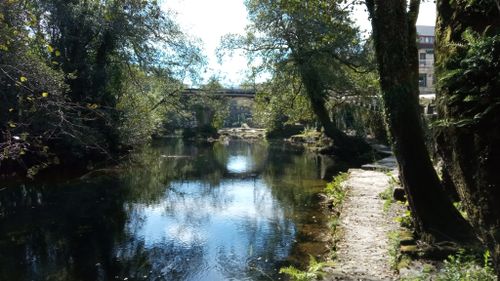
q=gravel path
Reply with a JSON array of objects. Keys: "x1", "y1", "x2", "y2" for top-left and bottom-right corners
[{"x1": 324, "y1": 168, "x2": 401, "y2": 281}]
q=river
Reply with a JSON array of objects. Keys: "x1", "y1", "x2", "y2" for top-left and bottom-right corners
[{"x1": 0, "y1": 139, "x2": 343, "y2": 281}]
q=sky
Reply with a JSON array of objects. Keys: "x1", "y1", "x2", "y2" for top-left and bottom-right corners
[{"x1": 163, "y1": 0, "x2": 437, "y2": 87}]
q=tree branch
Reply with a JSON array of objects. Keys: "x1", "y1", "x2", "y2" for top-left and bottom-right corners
[{"x1": 150, "y1": 89, "x2": 181, "y2": 111}]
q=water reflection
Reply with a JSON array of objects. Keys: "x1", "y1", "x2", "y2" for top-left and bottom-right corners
[
  {"x1": 227, "y1": 156, "x2": 252, "y2": 173},
  {"x1": 0, "y1": 139, "x2": 342, "y2": 281}
]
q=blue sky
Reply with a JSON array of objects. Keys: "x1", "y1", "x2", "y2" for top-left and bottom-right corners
[{"x1": 163, "y1": 0, "x2": 437, "y2": 87}]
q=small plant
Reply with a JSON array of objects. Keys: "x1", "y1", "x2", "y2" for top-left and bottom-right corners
[
  {"x1": 388, "y1": 231, "x2": 401, "y2": 270},
  {"x1": 395, "y1": 210, "x2": 413, "y2": 228},
  {"x1": 379, "y1": 185, "x2": 394, "y2": 213},
  {"x1": 379, "y1": 173, "x2": 401, "y2": 212},
  {"x1": 328, "y1": 217, "x2": 340, "y2": 232},
  {"x1": 436, "y1": 250, "x2": 495, "y2": 281},
  {"x1": 280, "y1": 255, "x2": 327, "y2": 281},
  {"x1": 401, "y1": 250, "x2": 496, "y2": 281},
  {"x1": 324, "y1": 172, "x2": 348, "y2": 207}
]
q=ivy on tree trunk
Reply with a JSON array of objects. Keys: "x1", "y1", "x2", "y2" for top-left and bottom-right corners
[
  {"x1": 365, "y1": 0, "x2": 475, "y2": 242},
  {"x1": 435, "y1": 0, "x2": 500, "y2": 274}
]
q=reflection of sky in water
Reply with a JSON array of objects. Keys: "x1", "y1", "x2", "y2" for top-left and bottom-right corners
[
  {"x1": 227, "y1": 155, "x2": 253, "y2": 173},
  {"x1": 0, "y1": 140, "x2": 329, "y2": 281},
  {"x1": 123, "y1": 179, "x2": 295, "y2": 280}
]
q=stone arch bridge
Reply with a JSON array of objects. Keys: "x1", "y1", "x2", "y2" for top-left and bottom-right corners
[{"x1": 181, "y1": 88, "x2": 256, "y2": 98}]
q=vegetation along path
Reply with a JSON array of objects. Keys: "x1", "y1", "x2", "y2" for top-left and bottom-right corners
[{"x1": 325, "y1": 161, "x2": 400, "y2": 280}]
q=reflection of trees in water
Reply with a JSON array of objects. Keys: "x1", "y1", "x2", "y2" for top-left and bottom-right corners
[
  {"x1": 119, "y1": 139, "x2": 269, "y2": 204},
  {"x1": 0, "y1": 179, "x2": 129, "y2": 280},
  {"x1": 261, "y1": 143, "x2": 345, "y2": 268},
  {"x1": 0, "y1": 139, "x2": 340, "y2": 280}
]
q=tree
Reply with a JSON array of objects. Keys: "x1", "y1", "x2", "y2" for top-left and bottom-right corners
[
  {"x1": 365, "y1": 0, "x2": 475, "y2": 242},
  {"x1": 0, "y1": 0, "x2": 85, "y2": 176},
  {"x1": 252, "y1": 62, "x2": 316, "y2": 132},
  {"x1": 36, "y1": 0, "x2": 203, "y2": 150},
  {"x1": 434, "y1": 0, "x2": 500, "y2": 273},
  {"x1": 1, "y1": 0, "x2": 204, "y2": 177},
  {"x1": 221, "y1": 0, "x2": 374, "y2": 158}
]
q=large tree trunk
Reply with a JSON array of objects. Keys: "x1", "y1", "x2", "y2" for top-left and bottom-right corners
[
  {"x1": 366, "y1": 0, "x2": 475, "y2": 242},
  {"x1": 434, "y1": 0, "x2": 500, "y2": 273},
  {"x1": 297, "y1": 62, "x2": 371, "y2": 160},
  {"x1": 297, "y1": 63, "x2": 349, "y2": 144}
]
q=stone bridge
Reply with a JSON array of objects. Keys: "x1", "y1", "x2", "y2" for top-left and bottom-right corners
[{"x1": 182, "y1": 88, "x2": 256, "y2": 98}]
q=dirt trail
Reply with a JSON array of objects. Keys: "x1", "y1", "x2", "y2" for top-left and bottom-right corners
[{"x1": 325, "y1": 165, "x2": 401, "y2": 281}]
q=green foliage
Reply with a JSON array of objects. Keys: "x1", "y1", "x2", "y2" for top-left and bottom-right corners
[
  {"x1": 252, "y1": 65, "x2": 316, "y2": 131},
  {"x1": 401, "y1": 250, "x2": 496, "y2": 281},
  {"x1": 279, "y1": 255, "x2": 327, "y2": 281},
  {"x1": 388, "y1": 231, "x2": 401, "y2": 270},
  {"x1": 199, "y1": 78, "x2": 230, "y2": 130},
  {"x1": 379, "y1": 185, "x2": 394, "y2": 213},
  {"x1": 437, "y1": 29, "x2": 500, "y2": 129},
  {"x1": 436, "y1": 250, "x2": 495, "y2": 281},
  {"x1": 379, "y1": 174, "x2": 399, "y2": 212},
  {"x1": 116, "y1": 68, "x2": 181, "y2": 146},
  {"x1": 324, "y1": 172, "x2": 349, "y2": 207},
  {"x1": 167, "y1": 79, "x2": 231, "y2": 136},
  {"x1": 0, "y1": 0, "x2": 205, "y2": 176},
  {"x1": 395, "y1": 209, "x2": 414, "y2": 229},
  {"x1": 221, "y1": 0, "x2": 378, "y2": 136}
]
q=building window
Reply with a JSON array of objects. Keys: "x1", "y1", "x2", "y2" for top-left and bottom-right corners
[
  {"x1": 420, "y1": 53, "x2": 427, "y2": 66},
  {"x1": 419, "y1": 74, "x2": 427, "y2": 87}
]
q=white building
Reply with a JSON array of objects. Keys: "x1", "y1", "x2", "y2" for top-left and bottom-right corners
[
  {"x1": 417, "y1": 25, "x2": 436, "y2": 115},
  {"x1": 417, "y1": 25, "x2": 435, "y2": 95}
]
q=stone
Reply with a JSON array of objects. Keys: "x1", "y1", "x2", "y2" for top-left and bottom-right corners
[{"x1": 393, "y1": 187, "x2": 406, "y2": 202}]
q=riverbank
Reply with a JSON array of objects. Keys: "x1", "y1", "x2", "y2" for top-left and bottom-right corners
[{"x1": 217, "y1": 125, "x2": 266, "y2": 140}]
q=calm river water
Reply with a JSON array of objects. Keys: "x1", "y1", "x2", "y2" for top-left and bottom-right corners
[{"x1": 0, "y1": 139, "x2": 342, "y2": 281}]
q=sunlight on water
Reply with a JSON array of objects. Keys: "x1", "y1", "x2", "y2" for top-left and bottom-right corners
[
  {"x1": 226, "y1": 155, "x2": 253, "y2": 173},
  {"x1": 0, "y1": 140, "x2": 334, "y2": 281}
]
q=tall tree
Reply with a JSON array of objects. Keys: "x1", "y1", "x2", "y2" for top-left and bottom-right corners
[
  {"x1": 365, "y1": 0, "x2": 475, "y2": 242},
  {"x1": 222, "y1": 0, "x2": 373, "y2": 158},
  {"x1": 434, "y1": 0, "x2": 500, "y2": 273}
]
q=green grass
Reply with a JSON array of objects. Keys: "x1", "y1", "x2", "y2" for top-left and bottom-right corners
[
  {"x1": 388, "y1": 230, "x2": 402, "y2": 270},
  {"x1": 379, "y1": 185, "x2": 394, "y2": 213},
  {"x1": 401, "y1": 250, "x2": 496, "y2": 281}
]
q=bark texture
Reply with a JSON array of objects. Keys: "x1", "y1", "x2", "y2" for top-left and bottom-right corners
[
  {"x1": 435, "y1": 0, "x2": 500, "y2": 273},
  {"x1": 366, "y1": 0, "x2": 474, "y2": 242}
]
